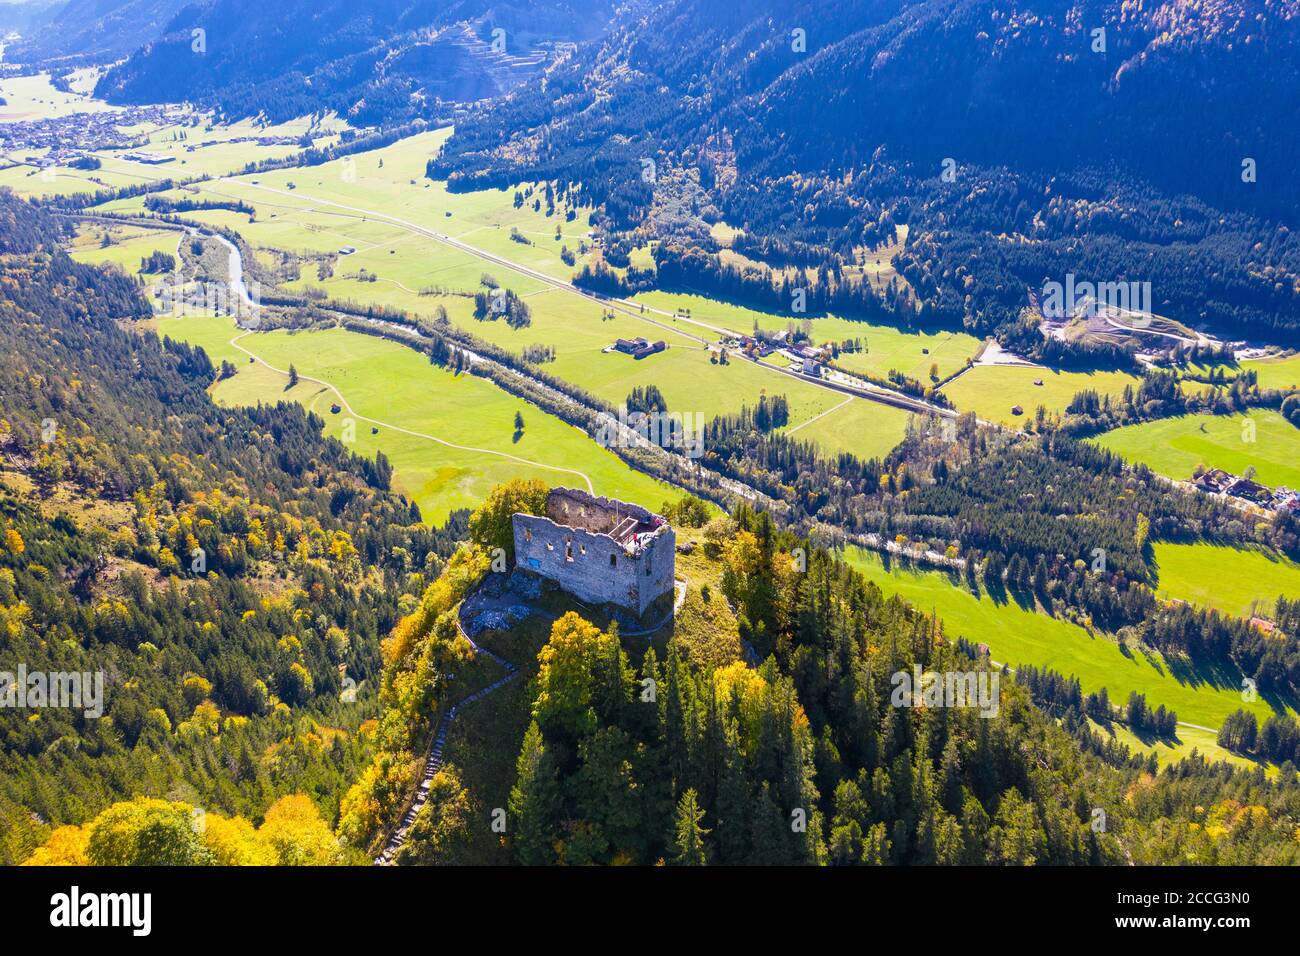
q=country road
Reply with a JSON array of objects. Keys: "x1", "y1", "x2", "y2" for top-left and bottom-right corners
[{"x1": 212, "y1": 177, "x2": 957, "y2": 420}]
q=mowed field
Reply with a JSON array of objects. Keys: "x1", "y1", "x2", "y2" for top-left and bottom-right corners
[
  {"x1": 938, "y1": 364, "x2": 1141, "y2": 425},
  {"x1": 147, "y1": 314, "x2": 679, "y2": 523},
  {"x1": 191, "y1": 128, "x2": 602, "y2": 283},
  {"x1": 1084, "y1": 718, "x2": 1262, "y2": 772},
  {"x1": 0, "y1": 97, "x2": 345, "y2": 199},
  {"x1": 0, "y1": 153, "x2": 149, "y2": 197},
  {"x1": 1152, "y1": 541, "x2": 1300, "y2": 620},
  {"x1": 1093, "y1": 410, "x2": 1300, "y2": 489},
  {"x1": 842, "y1": 547, "x2": 1285, "y2": 731},
  {"x1": 119, "y1": 115, "x2": 347, "y2": 178},
  {"x1": 1243, "y1": 352, "x2": 1300, "y2": 392},
  {"x1": 630, "y1": 289, "x2": 982, "y2": 383},
  {"x1": 781, "y1": 396, "x2": 913, "y2": 462},
  {"x1": 67, "y1": 223, "x2": 181, "y2": 278},
  {"x1": 0, "y1": 72, "x2": 118, "y2": 122}
]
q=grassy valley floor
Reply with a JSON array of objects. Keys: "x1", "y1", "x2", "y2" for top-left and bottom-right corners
[
  {"x1": 938, "y1": 364, "x2": 1142, "y2": 426},
  {"x1": 1151, "y1": 541, "x2": 1300, "y2": 620},
  {"x1": 1093, "y1": 410, "x2": 1300, "y2": 489},
  {"x1": 147, "y1": 314, "x2": 677, "y2": 522}
]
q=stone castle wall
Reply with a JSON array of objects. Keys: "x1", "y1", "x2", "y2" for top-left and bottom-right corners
[{"x1": 511, "y1": 489, "x2": 675, "y2": 617}]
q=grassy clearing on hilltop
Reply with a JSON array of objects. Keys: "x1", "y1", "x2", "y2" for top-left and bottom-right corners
[
  {"x1": 1151, "y1": 541, "x2": 1300, "y2": 620},
  {"x1": 146, "y1": 314, "x2": 677, "y2": 522},
  {"x1": 1092, "y1": 410, "x2": 1300, "y2": 489}
]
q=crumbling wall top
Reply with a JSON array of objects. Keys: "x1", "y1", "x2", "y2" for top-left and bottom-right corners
[{"x1": 534, "y1": 487, "x2": 670, "y2": 555}]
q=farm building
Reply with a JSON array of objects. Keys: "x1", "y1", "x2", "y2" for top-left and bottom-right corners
[
  {"x1": 612, "y1": 337, "x2": 666, "y2": 359},
  {"x1": 1193, "y1": 468, "x2": 1233, "y2": 493},
  {"x1": 123, "y1": 151, "x2": 175, "y2": 164}
]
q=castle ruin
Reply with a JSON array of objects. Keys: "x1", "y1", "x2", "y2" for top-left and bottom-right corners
[{"x1": 511, "y1": 488, "x2": 676, "y2": 617}]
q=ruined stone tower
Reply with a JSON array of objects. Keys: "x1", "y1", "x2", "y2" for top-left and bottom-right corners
[{"x1": 511, "y1": 488, "x2": 676, "y2": 617}]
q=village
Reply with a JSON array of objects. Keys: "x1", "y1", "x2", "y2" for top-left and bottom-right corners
[
  {"x1": 0, "y1": 103, "x2": 180, "y2": 164},
  {"x1": 0, "y1": 103, "x2": 306, "y2": 171},
  {"x1": 1191, "y1": 466, "x2": 1300, "y2": 514},
  {"x1": 727, "y1": 327, "x2": 828, "y2": 376}
]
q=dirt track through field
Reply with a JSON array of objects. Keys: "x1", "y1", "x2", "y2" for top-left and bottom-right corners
[{"x1": 228, "y1": 331, "x2": 596, "y2": 493}]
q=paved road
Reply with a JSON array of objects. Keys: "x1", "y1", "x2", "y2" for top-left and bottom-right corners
[{"x1": 211, "y1": 178, "x2": 957, "y2": 420}]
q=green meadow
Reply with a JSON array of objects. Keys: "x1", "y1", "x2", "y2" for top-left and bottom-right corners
[
  {"x1": 196, "y1": 127, "x2": 601, "y2": 282},
  {"x1": 68, "y1": 223, "x2": 181, "y2": 278},
  {"x1": 0, "y1": 72, "x2": 118, "y2": 122},
  {"x1": 938, "y1": 364, "x2": 1141, "y2": 425},
  {"x1": 0, "y1": 160, "x2": 150, "y2": 197},
  {"x1": 1151, "y1": 541, "x2": 1300, "y2": 619},
  {"x1": 630, "y1": 289, "x2": 982, "y2": 383},
  {"x1": 1093, "y1": 410, "x2": 1300, "y2": 489},
  {"x1": 148, "y1": 314, "x2": 678, "y2": 523},
  {"x1": 1242, "y1": 352, "x2": 1300, "y2": 392},
  {"x1": 1084, "y1": 718, "x2": 1261, "y2": 772},
  {"x1": 70, "y1": 124, "x2": 939, "y2": 456},
  {"x1": 781, "y1": 396, "x2": 913, "y2": 461},
  {"x1": 842, "y1": 547, "x2": 1284, "y2": 730},
  {"x1": 0, "y1": 109, "x2": 346, "y2": 200},
  {"x1": 140, "y1": 150, "x2": 855, "y2": 431}
]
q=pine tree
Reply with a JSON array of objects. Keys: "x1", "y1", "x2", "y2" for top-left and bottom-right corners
[
  {"x1": 713, "y1": 721, "x2": 750, "y2": 863},
  {"x1": 671, "y1": 789, "x2": 709, "y2": 865},
  {"x1": 745, "y1": 784, "x2": 789, "y2": 864},
  {"x1": 509, "y1": 722, "x2": 560, "y2": 865}
]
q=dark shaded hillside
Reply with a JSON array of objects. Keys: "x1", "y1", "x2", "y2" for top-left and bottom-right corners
[
  {"x1": 742, "y1": 0, "x2": 1300, "y2": 218},
  {"x1": 6, "y1": 0, "x2": 192, "y2": 65},
  {"x1": 92, "y1": 0, "x2": 626, "y2": 124},
  {"x1": 439, "y1": 0, "x2": 1300, "y2": 221},
  {"x1": 432, "y1": 0, "x2": 1300, "y2": 343}
]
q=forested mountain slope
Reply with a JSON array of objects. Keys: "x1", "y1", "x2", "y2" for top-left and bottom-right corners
[
  {"x1": 432, "y1": 0, "x2": 1300, "y2": 343},
  {"x1": 0, "y1": 189, "x2": 464, "y2": 864},
  {"x1": 340, "y1": 481, "x2": 1300, "y2": 866},
  {"x1": 438, "y1": 0, "x2": 1300, "y2": 218},
  {"x1": 6, "y1": 0, "x2": 192, "y2": 65},
  {"x1": 92, "y1": 0, "x2": 627, "y2": 125}
]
